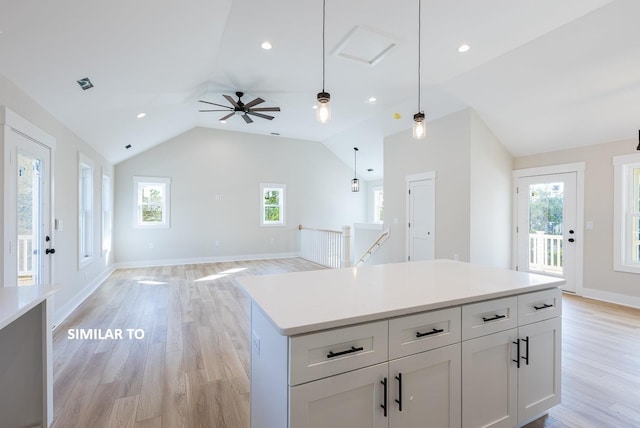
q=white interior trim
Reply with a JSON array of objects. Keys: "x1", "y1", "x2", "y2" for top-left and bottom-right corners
[{"x1": 405, "y1": 171, "x2": 436, "y2": 262}]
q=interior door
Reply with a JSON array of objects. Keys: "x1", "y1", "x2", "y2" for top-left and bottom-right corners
[
  {"x1": 516, "y1": 173, "x2": 577, "y2": 292},
  {"x1": 6, "y1": 130, "x2": 53, "y2": 286},
  {"x1": 407, "y1": 177, "x2": 435, "y2": 262}
]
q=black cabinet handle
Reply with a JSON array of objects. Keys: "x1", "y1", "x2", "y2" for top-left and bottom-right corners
[
  {"x1": 380, "y1": 377, "x2": 388, "y2": 417},
  {"x1": 522, "y1": 336, "x2": 529, "y2": 366},
  {"x1": 46, "y1": 248, "x2": 56, "y2": 255},
  {"x1": 482, "y1": 314, "x2": 506, "y2": 323},
  {"x1": 533, "y1": 303, "x2": 553, "y2": 310},
  {"x1": 513, "y1": 339, "x2": 520, "y2": 368},
  {"x1": 416, "y1": 327, "x2": 444, "y2": 338},
  {"x1": 327, "y1": 346, "x2": 364, "y2": 359},
  {"x1": 395, "y1": 373, "x2": 403, "y2": 412}
]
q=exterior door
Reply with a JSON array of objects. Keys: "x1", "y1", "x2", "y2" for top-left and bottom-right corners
[
  {"x1": 4, "y1": 124, "x2": 54, "y2": 286},
  {"x1": 407, "y1": 173, "x2": 435, "y2": 262},
  {"x1": 516, "y1": 173, "x2": 577, "y2": 292}
]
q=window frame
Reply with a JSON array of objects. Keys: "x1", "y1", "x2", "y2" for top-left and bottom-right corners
[
  {"x1": 101, "y1": 171, "x2": 113, "y2": 260},
  {"x1": 373, "y1": 186, "x2": 384, "y2": 224},
  {"x1": 260, "y1": 183, "x2": 286, "y2": 227},
  {"x1": 133, "y1": 176, "x2": 171, "y2": 229},
  {"x1": 613, "y1": 153, "x2": 640, "y2": 274},
  {"x1": 78, "y1": 153, "x2": 94, "y2": 269}
]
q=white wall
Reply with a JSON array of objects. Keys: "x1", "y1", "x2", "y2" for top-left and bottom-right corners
[
  {"x1": 113, "y1": 127, "x2": 367, "y2": 265},
  {"x1": 470, "y1": 112, "x2": 513, "y2": 268},
  {"x1": 0, "y1": 73, "x2": 115, "y2": 326},
  {"x1": 514, "y1": 138, "x2": 640, "y2": 304},
  {"x1": 384, "y1": 109, "x2": 472, "y2": 263},
  {"x1": 383, "y1": 109, "x2": 512, "y2": 267}
]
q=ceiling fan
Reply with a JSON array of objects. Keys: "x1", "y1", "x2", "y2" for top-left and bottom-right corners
[{"x1": 198, "y1": 91, "x2": 281, "y2": 123}]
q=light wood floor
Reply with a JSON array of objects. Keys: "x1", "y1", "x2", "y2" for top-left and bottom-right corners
[{"x1": 51, "y1": 259, "x2": 640, "y2": 427}]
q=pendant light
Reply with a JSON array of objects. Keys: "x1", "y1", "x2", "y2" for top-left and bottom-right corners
[
  {"x1": 351, "y1": 147, "x2": 360, "y2": 192},
  {"x1": 412, "y1": 0, "x2": 426, "y2": 139},
  {"x1": 316, "y1": 0, "x2": 331, "y2": 123}
]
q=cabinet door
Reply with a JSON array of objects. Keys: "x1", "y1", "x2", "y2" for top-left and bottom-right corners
[
  {"x1": 462, "y1": 329, "x2": 518, "y2": 428},
  {"x1": 289, "y1": 362, "x2": 388, "y2": 428},
  {"x1": 389, "y1": 343, "x2": 461, "y2": 428},
  {"x1": 517, "y1": 317, "x2": 561, "y2": 425}
]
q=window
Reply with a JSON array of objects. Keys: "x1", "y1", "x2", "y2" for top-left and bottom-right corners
[
  {"x1": 373, "y1": 187, "x2": 384, "y2": 223},
  {"x1": 134, "y1": 176, "x2": 171, "y2": 228},
  {"x1": 260, "y1": 183, "x2": 286, "y2": 226},
  {"x1": 79, "y1": 154, "x2": 94, "y2": 268},
  {"x1": 102, "y1": 173, "x2": 112, "y2": 261},
  {"x1": 613, "y1": 153, "x2": 640, "y2": 274}
]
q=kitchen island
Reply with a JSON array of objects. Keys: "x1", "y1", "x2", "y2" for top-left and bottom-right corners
[
  {"x1": 239, "y1": 260, "x2": 564, "y2": 428},
  {"x1": 0, "y1": 284, "x2": 57, "y2": 428}
]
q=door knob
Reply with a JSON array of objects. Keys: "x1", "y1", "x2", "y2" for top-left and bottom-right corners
[
  {"x1": 46, "y1": 248, "x2": 56, "y2": 255},
  {"x1": 568, "y1": 238, "x2": 575, "y2": 243}
]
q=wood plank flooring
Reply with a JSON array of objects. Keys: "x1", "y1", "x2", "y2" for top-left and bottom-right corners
[{"x1": 51, "y1": 259, "x2": 640, "y2": 427}]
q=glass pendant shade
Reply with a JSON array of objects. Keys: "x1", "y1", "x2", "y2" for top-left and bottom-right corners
[
  {"x1": 413, "y1": 112, "x2": 426, "y2": 139},
  {"x1": 352, "y1": 178, "x2": 360, "y2": 192},
  {"x1": 317, "y1": 92, "x2": 331, "y2": 124}
]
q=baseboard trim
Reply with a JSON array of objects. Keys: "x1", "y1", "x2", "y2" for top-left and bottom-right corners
[
  {"x1": 53, "y1": 267, "x2": 116, "y2": 329},
  {"x1": 113, "y1": 252, "x2": 301, "y2": 270},
  {"x1": 580, "y1": 288, "x2": 640, "y2": 310}
]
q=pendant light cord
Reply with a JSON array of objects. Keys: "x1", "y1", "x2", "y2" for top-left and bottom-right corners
[
  {"x1": 417, "y1": 0, "x2": 421, "y2": 113},
  {"x1": 354, "y1": 147, "x2": 358, "y2": 176},
  {"x1": 322, "y1": 0, "x2": 326, "y2": 92}
]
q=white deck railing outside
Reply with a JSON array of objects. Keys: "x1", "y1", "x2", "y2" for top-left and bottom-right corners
[{"x1": 529, "y1": 231, "x2": 563, "y2": 274}]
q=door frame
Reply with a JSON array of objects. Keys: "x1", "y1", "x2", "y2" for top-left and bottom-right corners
[
  {"x1": 512, "y1": 162, "x2": 585, "y2": 295},
  {"x1": 405, "y1": 171, "x2": 436, "y2": 262},
  {"x1": 1, "y1": 107, "x2": 56, "y2": 286}
]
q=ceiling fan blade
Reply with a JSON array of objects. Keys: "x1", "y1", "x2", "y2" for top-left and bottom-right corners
[
  {"x1": 199, "y1": 109, "x2": 234, "y2": 112},
  {"x1": 224, "y1": 94, "x2": 241, "y2": 108},
  {"x1": 247, "y1": 111, "x2": 275, "y2": 120},
  {"x1": 198, "y1": 100, "x2": 232, "y2": 109},
  {"x1": 242, "y1": 114, "x2": 254, "y2": 124},
  {"x1": 243, "y1": 97, "x2": 265, "y2": 109},
  {"x1": 249, "y1": 107, "x2": 281, "y2": 112},
  {"x1": 219, "y1": 112, "x2": 235, "y2": 121}
]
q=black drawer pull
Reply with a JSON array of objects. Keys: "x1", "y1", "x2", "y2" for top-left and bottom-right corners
[
  {"x1": 513, "y1": 339, "x2": 521, "y2": 368},
  {"x1": 533, "y1": 303, "x2": 553, "y2": 310},
  {"x1": 327, "y1": 346, "x2": 364, "y2": 359},
  {"x1": 416, "y1": 328, "x2": 445, "y2": 338},
  {"x1": 482, "y1": 314, "x2": 506, "y2": 322}
]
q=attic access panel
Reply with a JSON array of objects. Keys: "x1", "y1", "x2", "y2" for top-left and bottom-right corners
[{"x1": 331, "y1": 25, "x2": 398, "y2": 66}]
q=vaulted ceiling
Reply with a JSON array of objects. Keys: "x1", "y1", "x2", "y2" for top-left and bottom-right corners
[{"x1": 1, "y1": 0, "x2": 636, "y2": 180}]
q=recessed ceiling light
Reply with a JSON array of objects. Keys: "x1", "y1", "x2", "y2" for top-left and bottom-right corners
[
  {"x1": 136, "y1": 112, "x2": 146, "y2": 119},
  {"x1": 271, "y1": 132, "x2": 280, "y2": 136},
  {"x1": 458, "y1": 44, "x2": 470, "y2": 53},
  {"x1": 261, "y1": 41, "x2": 272, "y2": 50},
  {"x1": 77, "y1": 77, "x2": 94, "y2": 91},
  {"x1": 368, "y1": 97, "x2": 377, "y2": 103},
  {"x1": 220, "y1": 120, "x2": 227, "y2": 124}
]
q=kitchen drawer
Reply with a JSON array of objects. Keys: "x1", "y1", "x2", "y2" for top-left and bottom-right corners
[
  {"x1": 518, "y1": 288, "x2": 562, "y2": 326},
  {"x1": 388, "y1": 307, "x2": 461, "y2": 359},
  {"x1": 462, "y1": 296, "x2": 517, "y2": 340},
  {"x1": 289, "y1": 320, "x2": 388, "y2": 386}
]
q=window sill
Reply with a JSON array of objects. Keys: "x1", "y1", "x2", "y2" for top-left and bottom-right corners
[{"x1": 613, "y1": 264, "x2": 640, "y2": 275}]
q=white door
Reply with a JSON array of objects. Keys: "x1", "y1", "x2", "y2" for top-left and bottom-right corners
[
  {"x1": 407, "y1": 175, "x2": 435, "y2": 262},
  {"x1": 516, "y1": 173, "x2": 577, "y2": 292},
  {"x1": 5, "y1": 130, "x2": 53, "y2": 286},
  {"x1": 289, "y1": 362, "x2": 388, "y2": 428},
  {"x1": 389, "y1": 343, "x2": 461, "y2": 428}
]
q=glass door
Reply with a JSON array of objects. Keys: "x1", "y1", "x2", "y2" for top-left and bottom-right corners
[
  {"x1": 17, "y1": 151, "x2": 45, "y2": 285},
  {"x1": 516, "y1": 173, "x2": 577, "y2": 292}
]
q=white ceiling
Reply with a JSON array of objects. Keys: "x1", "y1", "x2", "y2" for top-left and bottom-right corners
[{"x1": 1, "y1": 0, "x2": 637, "y2": 181}]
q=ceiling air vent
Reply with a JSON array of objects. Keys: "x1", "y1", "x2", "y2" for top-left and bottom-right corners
[{"x1": 77, "y1": 77, "x2": 94, "y2": 91}]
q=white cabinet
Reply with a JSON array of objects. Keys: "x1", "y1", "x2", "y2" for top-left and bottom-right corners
[
  {"x1": 290, "y1": 362, "x2": 388, "y2": 428},
  {"x1": 461, "y1": 289, "x2": 562, "y2": 428},
  {"x1": 389, "y1": 343, "x2": 461, "y2": 428},
  {"x1": 249, "y1": 287, "x2": 561, "y2": 428}
]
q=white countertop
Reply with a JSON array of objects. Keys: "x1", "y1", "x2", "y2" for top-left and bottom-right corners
[
  {"x1": 238, "y1": 260, "x2": 564, "y2": 336},
  {"x1": 0, "y1": 284, "x2": 58, "y2": 330}
]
